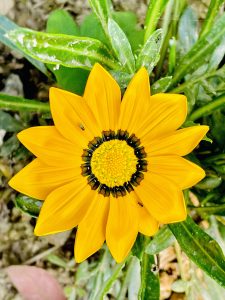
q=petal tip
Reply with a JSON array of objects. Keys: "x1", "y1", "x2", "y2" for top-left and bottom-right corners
[{"x1": 8, "y1": 177, "x2": 15, "y2": 189}]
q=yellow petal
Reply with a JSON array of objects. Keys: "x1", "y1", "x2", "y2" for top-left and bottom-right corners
[
  {"x1": 144, "y1": 126, "x2": 209, "y2": 156},
  {"x1": 118, "y1": 67, "x2": 151, "y2": 134},
  {"x1": 34, "y1": 180, "x2": 93, "y2": 236},
  {"x1": 8, "y1": 159, "x2": 80, "y2": 200},
  {"x1": 149, "y1": 155, "x2": 205, "y2": 189},
  {"x1": 50, "y1": 87, "x2": 100, "y2": 144},
  {"x1": 137, "y1": 93, "x2": 187, "y2": 139},
  {"x1": 106, "y1": 195, "x2": 139, "y2": 263},
  {"x1": 135, "y1": 173, "x2": 187, "y2": 223},
  {"x1": 83, "y1": 63, "x2": 121, "y2": 131},
  {"x1": 138, "y1": 205, "x2": 159, "y2": 236},
  {"x1": 75, "y1": 194, "x2": 109, "y2": 263},
  {"x1": 17, "y1": 126, "x2": 82, "y2": 167}
]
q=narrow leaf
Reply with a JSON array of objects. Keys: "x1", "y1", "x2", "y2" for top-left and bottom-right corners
[
  {"x1": 200, "y1": 0, "x2": 224, "y2": 37},
  {"x1": 7, "y1": 28, "x2": 120, "y2": 70},
  {"x1": 189, "y1": 93, "x2": 225, "y2": 121},
  {"x1": 168, "y1": 37, "x2": 177, "y2": 74},
  {"x1": 88, "y1": 0, "x2": 112, "y2": 41},
  {"x1": 178, "y1": 7, "x2": 198, "y2": 56},
  {"x1": 146, "y1": 226, "x2": 175, "y2": 255},
  {"x1": 0, "y1": 111, "x2": 22, "y2": 131},
  {"x1": 144, "y1": 0, "x2": 169, "y2": 42},
  {"x1": 136, "y1": 29, "x2": 163, "y2": 74},
  {"x1": 169, "y1": 216, "x2": 225, "y2": 288},
  {"x1": 15, "y1": 194, "x2": 43, "y2": 218},
  {"x1": 138, "y1": 253, "x2": 159, "y2": 300},
  {"x1": 0, "y1": 15, "x2": 48, "y2": 76},
  {"x1": 112, "y1": 11, "x2": 144, "y2": 52},
  {"x1": 192, "y1": 204, "x2": 225, "y2": 216},
  {"x1": 170, "y1": 13, "x2": 225, "y2": 87},
  {"x1": 151, "y1": 76, "x2": 172, "y2": 93},
  {"x1": 207, "y1": 36, "x2": 225, "y2": 71},
  {"x1": 0, "y1": 93, "x2": 50, "y2": 112},
  {"x1": 108, "y1": 18, "x2": 135, "y2": 73}
]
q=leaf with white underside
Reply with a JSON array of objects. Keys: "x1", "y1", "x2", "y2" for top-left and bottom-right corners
[
  {"x1": 108, "y1": 18, "x2": 135, "y2": 73},
  {"x1": 136, "y1": 29, "x2": 163, "y2": 74},
  {"x1": 7, "y1": 28, "x2": 120, "y2": 70}
]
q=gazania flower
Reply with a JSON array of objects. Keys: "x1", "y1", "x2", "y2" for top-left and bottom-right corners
[{"x1": 9, "y1": 63, "x2": 208, "y2": 263}]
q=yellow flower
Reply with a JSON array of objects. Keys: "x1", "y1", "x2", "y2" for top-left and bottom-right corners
[{"x1": 9, "y1": 64, "x2": 209, "y2": 263}]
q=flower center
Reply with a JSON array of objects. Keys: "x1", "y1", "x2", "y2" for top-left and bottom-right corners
[
  {"x1": 81, "y1": 130, "x2": 147, "y2": 197},
  {"x1": 91, "y1": 140, "x2": 138, "y2": 187}
]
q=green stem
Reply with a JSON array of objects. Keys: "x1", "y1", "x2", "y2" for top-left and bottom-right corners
[
  {"x1": 189, "y1": 93, "x2": 225, "y2": 121},
  {"x1": 0, "y1": 93, "x2": 50, "y2": 112}
]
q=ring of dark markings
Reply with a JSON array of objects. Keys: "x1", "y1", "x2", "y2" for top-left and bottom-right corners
[{"x1": 81, "y1": 130, "x2": 148, "y2": 198}]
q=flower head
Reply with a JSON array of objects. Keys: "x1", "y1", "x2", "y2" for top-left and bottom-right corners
[{"x1": 9, "y1": 64, "x2": 208, "y2": 263}]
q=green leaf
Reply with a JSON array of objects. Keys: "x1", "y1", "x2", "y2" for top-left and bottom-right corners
[
  {"x1": 46, "y1": 9, "x2": 79, "y2": 35},
  {"x1": 177, "y1": 7, "x2": 198, "y2": 57},
  {"x1": 112, "y1": 12, "x2": 144, "y2": 53},
  {"x1": 0, "y1": 111, "x2": 22, "y2": 131},
  {"x1": 196, "y1": 175, "x2": 222, "y2": 190},
  {"x1": 200, "y1": 0, "x2": 224, "y2": 38},
  {"x1": 108, "y1": 18, "x2": 135, "y2": 73},
  {"x1": 169, "y1": 216, "x2": 225, "y2": 288},
  {"x1": 0, "y1": 93, "x2": 50, "y2": 112},
  {"x1": 151, "y1": 76, "x2": 172, "y2": 93},
  {"x1": 132, "y1": 234, "x2": 146, "y2": 259},
  {"x1": 189, "y1": 93, "x2": 225, "y2": 121},
  {"x1": 46, "y1": 10, "x2": 89, "y2": 95},
  {"x1": 88, "y1": 0, "x2": 112, "y2": 42},
  {"x1": 207, "y1": 36, "x2": 225, "y2": 71},
  {"x1": 15, "y1": 194, "x2": 43, "y2": 218},
  {"x1": 80, "y1": 13, "x2": 108, "y2": 45},
  {"x1": 170, "y1": 13, "x2": 225, "y2": 87},
  {"x1": 0, "y1": 135, "x2": 20, "y2": 158},
  {"x1": 138, "y1": 253, "x2": 159, "y2": 300},
  {"x1": 46, "y1": 254, "x2": 68, "y2": 268},
  {"x1": 192, "y1": 204, "x2": 225, "y2": 217},
  {"x1": 210, "y1": 110, "x2": 225, "y2": 148},
  {"x1": 145, "y1": 226, "x2": 175, "y2": 255},
  {"x1": 51, "y1": 67, "x2": 89, "y2": 95},
  {"x1": 144, "y1": 0, "x2": 169, "y2": 42},
  {"x1": 110, "y1": 71, "x2": 132, "y2": 89},
  {"x1": 0, "y1": 15, "x2": 48, "y2": 76},
  {"x1": 168, "y1": 37, "x2": 177, "y2": 74},
  {"x1": 7, "y1": 28, "x2": 120, "y2": 70},
  {"x1": 136, "y1": 29, "x2": 163, "y2": 74}
]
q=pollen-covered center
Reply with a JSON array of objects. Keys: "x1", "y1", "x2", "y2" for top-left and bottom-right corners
[
  {"x1": 91, "y1": 140, "x2": 138, "y2": 187},
  {"x1": 81, "y1": 130, "x2": 147, "y2": 197}
]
